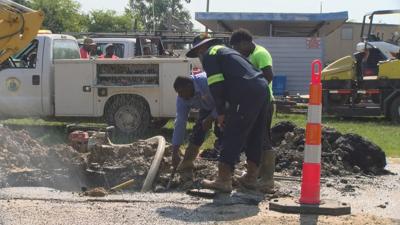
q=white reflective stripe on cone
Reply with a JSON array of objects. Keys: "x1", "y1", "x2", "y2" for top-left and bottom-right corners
[
  {"x1": 307, "y1": 105, "x2": 322, "y2": 124},
  {"x1": 304, "y1": 144, "x2": 321, "y2": 164}
]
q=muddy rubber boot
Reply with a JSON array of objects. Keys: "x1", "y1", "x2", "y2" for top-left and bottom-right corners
[
  {"x1": 258, "y1": 150, "x2": 278, "y2": 193},
  {"x1": 177, "y1": 144, "x2": 200, "y2": 180},
  {"x1": 236, "y1": 160, "x2": 259, "y2": 189},
  {"x1": 201, "y1": 162, "x2": 233, "y2": 193}
]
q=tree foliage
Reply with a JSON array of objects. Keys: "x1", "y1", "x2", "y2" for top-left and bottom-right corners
[
  {"x1": 129, "y1": 0, "x2": 192, "y2": 31},
  {"x1": 28, "y1": 0, "x2": 86, "y2": 33},
  {"x1": 12, "y1": 0, "x2": 30, "y2": 5},
  {"x1": 86, "y1": 9, "x2": 134, "y2": 32},
  {"x1": 12, "y1": 0, "x2": 192, "y2": 33}
]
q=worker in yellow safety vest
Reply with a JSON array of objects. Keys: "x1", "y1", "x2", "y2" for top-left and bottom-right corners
[{"x1": 230, "y1": 28, "x2": 277, "y2": 193}]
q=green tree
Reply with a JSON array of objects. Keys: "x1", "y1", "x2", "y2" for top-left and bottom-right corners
[
  {"x1": 129, "y1": 0, "x2": 192, "y2": 32},
  {"x1": 86, "y1": 9, "x2": 134, "y2": 32},
  {"x1": 12, "y1": 0, "x2": 31, "y2": 6},
  {"x1": 29, "y1": 0, "x2": 86, "y2": 33}
]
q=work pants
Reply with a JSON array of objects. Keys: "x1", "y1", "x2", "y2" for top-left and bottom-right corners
[{"x1": 219, "y1": 77, "x2": 268, "y2": 169}]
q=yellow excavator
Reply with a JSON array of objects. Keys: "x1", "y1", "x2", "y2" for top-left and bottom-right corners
[
  {"x1": 0, "y1": 0, "x2": 44, "y2": 64},
  {"x1": 322, "y1": 10, "x2": 400, "y2": 123}
]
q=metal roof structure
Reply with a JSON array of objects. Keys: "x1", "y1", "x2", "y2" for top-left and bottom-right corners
[{"x1": 195, "y1": 11, "x2": 349, "y2": 37}]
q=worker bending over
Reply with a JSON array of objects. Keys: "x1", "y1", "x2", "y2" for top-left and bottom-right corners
[
  {"x1": 172, "y1": 73, "x2": 221, "y2": 181},
  {"x1": 230, "y1": 28, "x2": 277, "y2": 193},
  {"x1": 186, "y1": 34, "x2": 269, "y2": 192}
]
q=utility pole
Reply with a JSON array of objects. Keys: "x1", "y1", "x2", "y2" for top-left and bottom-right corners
[
  {"x1": 320, "y1": 1, "x2": 322, "y2": 13},
  {"x1": 205, "y1": 0, "x2": 210, "y2": 32}
]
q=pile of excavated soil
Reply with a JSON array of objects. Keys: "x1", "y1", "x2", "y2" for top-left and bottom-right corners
[
  {"x1": 0, "y1": 125, "x2": 173, "y2": 191},
  {"x1": 84, "y1": 141, "x2": 173, "y2": 190},
  {"x1": 0, "y1": 120, "x2": 389, "y2": 193},
  {"x1": 197, "y1": 121, "x2": 389, "y2": 180},
  {"x1": 0, "y1": 126, "x2": 85, "y2": 190},
  {"x1": 271, "y1": 121, "x2": 388, "y2": 176}
]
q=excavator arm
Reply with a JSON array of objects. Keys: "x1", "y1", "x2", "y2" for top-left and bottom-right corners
[{"x1": 0, "y1": 0, "x2": 43, "y2": 64}]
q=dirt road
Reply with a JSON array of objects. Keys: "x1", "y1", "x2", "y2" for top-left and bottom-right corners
[{"x1": 0, "y1": 160, "x2": 398, "y2": 225}]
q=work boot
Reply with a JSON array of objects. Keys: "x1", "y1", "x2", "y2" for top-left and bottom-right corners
[
  {"x1": 177, "y1": 144, "x2": 200, "y2": 180},
  {"x1": 258, "y1": 150, "x2": 278, "y2": 193},
  {"x1": 201, "y1": 162, "x2": 233, "y2": 193},
  {"x1": 236, "y1": 160, "x2": 259, "y2": 189}
]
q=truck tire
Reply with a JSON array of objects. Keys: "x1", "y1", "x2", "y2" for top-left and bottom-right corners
[
  {"x1": 105, "y1": 95, "x2": 150, "y2": 135},
  {"x1": 390, "y1": 97, "x2": 400, "y2": 124}
]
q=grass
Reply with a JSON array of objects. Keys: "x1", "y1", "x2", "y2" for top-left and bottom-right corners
[{"x1": 1, "y1": 114, "x2": 399, "y2": 157}]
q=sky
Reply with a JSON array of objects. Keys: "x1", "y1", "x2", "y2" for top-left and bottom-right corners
[{"x1": 76, "y1": 0, "x2": 400, "y2": 30}]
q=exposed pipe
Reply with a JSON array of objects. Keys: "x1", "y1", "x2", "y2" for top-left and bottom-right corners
[
  {"x1": 104, "y1": 135, "x2": 166, "y2": 192},
  {"x1": 141, "y1": 135, "x2": 166, "y2": 192}
]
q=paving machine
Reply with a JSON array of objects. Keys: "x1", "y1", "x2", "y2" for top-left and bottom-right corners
[{"x1": 322, "y1": 10, "x2": 400, "y2": 122}]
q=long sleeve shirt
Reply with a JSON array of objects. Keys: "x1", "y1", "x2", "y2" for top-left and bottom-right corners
[
  {"x1": 172, "y1": 72, "x2": 217, "y2": 146},
  {"x1": 202, "y1": 45, "x2": 262, "y2": 115}
]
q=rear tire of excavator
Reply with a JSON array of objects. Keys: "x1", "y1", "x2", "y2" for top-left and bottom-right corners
[
  {"x1": 390, "y1": 97, "x2": 400, "y2": 124},
  {"x1": 105, "y1": 95, "x2": 150, "y2": 136}
]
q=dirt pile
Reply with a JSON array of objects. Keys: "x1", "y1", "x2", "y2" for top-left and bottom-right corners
[
  {"x1": 84, "y1": 141, "x2": 173, "y2": 190},
  {"x1": 0, "y1": 126, "x2": 85, "y2": 189},
  {"x1": 0, "y1": 121, "x2": 390, "y2": 193},
  {"x1": 272, "y1": 121, "x2": 388, "y2": 176},
  {"x1": 0, "y1": 125, "x2": 224, "y2": 192}
]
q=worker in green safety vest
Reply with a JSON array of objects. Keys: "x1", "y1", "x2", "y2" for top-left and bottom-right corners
[{"x1": 230, "y1": 28, "x2": 277, "y2": 194}]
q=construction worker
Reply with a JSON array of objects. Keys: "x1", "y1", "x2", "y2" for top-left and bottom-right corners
[
  {"x1": 230, "y1": 28, "x2": 277, "y2": 193},
  {"x1": 80, "y1": 38, "x2": 97, "y2": 59},
  {"x1": 186, "y1": 34, "x2": 269, "y2": 192},
  {"x1": 172, "y1": 73, "x2": 221, "y2": 181},
  {"x1": 100, "y1": 44, "x2": 119, "y2": 59}
]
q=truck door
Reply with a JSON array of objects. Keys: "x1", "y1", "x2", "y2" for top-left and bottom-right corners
[{"x1": 0, "y1": 39, "x2": 44, "y2": 116}]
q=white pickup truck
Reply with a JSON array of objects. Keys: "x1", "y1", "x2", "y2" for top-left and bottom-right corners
[{"x1": 0, "y1": 33, "x2": 191, "y2": 134}]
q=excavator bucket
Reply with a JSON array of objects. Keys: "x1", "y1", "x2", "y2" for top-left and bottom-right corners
[{"x1": 0, "y1": 0, "x2": 44, "y2": 64}]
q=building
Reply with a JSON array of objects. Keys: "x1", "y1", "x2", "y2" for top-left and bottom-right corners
[{"x1": 195, "y1": 11, "x2": 349, "y2": 94}]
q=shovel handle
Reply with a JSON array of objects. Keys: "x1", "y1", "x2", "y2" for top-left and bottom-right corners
[{"x1": 109, "y1": 179, "x2": 135, "y2": 192}]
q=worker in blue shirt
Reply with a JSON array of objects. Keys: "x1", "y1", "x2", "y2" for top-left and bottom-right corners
[
  {"x1": 186, "y1": 34, "x2": 269, "y2": 192},
  {"x1": 172, "y1": 72, "x2": 221, "y2": 181}
]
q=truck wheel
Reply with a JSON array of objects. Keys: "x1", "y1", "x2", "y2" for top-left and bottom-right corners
[
  {"x1": 106, "y1": 96, "x2": 150, "y2": 135},
  {"x1": 390, "y1": 97, "x2": 400, "y2": 124}
]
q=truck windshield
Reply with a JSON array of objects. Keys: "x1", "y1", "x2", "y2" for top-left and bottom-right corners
[{"x1": 53, "y1": 39, "x2": 80, "y2": 60}]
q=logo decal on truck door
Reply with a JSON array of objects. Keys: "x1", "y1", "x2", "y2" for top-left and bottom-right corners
[{"x1": 5, "y1": 77, "x2": 21, "y2": 92}]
